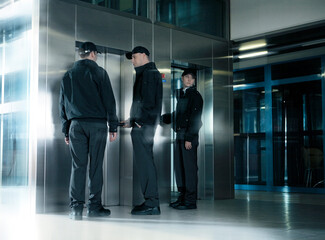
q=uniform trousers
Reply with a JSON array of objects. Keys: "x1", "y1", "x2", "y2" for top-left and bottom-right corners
[
  {"x1": 174, "y1": 135, "x2": 199, "y2": 204},
  {"x1": 68, "y1": 119, "x2": 108, "y2": 210},
  {"x1": 131, "y1": 125, "x2": 159, "y2": 207}
]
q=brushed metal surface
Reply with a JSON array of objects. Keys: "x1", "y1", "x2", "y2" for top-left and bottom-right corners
[{"x1": 35, "y1": 0, "x2": 232, "y2": 213}]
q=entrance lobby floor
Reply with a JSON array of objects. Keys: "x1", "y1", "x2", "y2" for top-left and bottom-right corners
[{"x1": 1, "y1": 190, "x2": 325, "y2": 240}]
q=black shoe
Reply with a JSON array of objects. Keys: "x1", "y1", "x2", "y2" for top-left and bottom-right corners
[
  {"x1": 132, "y1": 202, "x2": 146, "y2": 211},
  {"x1": 169, "y1": 199, "x2": 183, "y2": 208},
  {"x1": 131, "y1": 204, "x2": 161, "y2": 215},
  {"x1": 87, "y1": 207, "x2": 111, "y2": 217},
  {"x1": 173, "y1": 202, "x2": 197, "y2": 210},
  {"x1": 69, "y1": 208, "x2": 83, "y2": 220}
]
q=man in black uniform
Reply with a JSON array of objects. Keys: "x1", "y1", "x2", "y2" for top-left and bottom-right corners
[
  {"x1": 59, "y1": 42, "x2": 118, "y2": 220},
  {"x1": 121, "y1": 46, "x2": 162, "y2": 215},
  {"x1": 162, "y1": 69, "x2": 203, "y2": 210}
]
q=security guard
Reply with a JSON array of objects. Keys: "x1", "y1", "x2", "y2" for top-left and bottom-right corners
[
  {"x1": 121, "y1": 46, "x2": 163, "y2": 215},
  {"x1": 59, "y1": 42, "x2": 118, "y2": 220},
  {"x1": 162, "y1": 69, "x2": 203, "y2": 210}
]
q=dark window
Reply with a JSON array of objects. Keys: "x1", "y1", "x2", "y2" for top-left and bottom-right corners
[
  {"x1": 234, "y1": 88, "x2": 265, "y2": 134},
  {"x1": 272, "y1": 81, "x2": 323, "y2": 188},
  {"x1": 234, "y1": 88, "x2": 266, "y2": 185},
  {"x1": 79, "y1": 0, "x2": 148, "y2": 18},
  {"x1": 156, "y1": 0, "x2": 227, "y2": 38},
  {"x1": 271, "y1": 58, "x2": 321, "y2": 80},
  {"x1": 233, "y1": 67, "x2": 264, "y2": 85}
]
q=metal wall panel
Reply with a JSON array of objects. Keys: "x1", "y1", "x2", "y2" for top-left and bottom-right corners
[
  {"x1": 197, "y1": 68, "x2": 214, "y2": 199},
  {"x1": 154, "y1": 25, "x2": 172, "y2": 203},
  {"x1": 154, "y1": 26, "x2": 171, "y2": 61},
  {"x1": 213, "y1": 41, "x2": 234, "y2": 199},
  {"x1": 134, "y1": 19, "x2": 152, "y2": 55},
  {"x1": 101, "y1": 53, "x2": 121, "y2": 206},
  {"x1": 172, "y1": 30, "x2": 213, "y2": 68},
  {"x1": 36, "y1": 0, "x2": 49, "y2": 213},
  {"x1": 76, "y1": 5, "x2": 133, "y2": 52},
  {"x1": 119, "y1": 58, "x2": 134, "y2": 206},
  {"x1": 37, "y1": 0, "x2": 76, "y2": 212}
]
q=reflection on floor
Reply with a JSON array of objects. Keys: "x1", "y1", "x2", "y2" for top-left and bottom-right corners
[{"x1": 1, "y1": 190, "x2": 325, "y2": 240}]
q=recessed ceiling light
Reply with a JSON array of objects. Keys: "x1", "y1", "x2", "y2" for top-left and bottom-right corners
[
  {"x1": 238, "y1": 51, "x2": 268, "y2": 59},
  {"x1": 239, "y1": 40, "x2": 267, "y2": 51}
]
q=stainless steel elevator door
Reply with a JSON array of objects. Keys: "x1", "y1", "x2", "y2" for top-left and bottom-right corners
[{"x1": 97, "y1": 52, "x2": 121, "y2": 206}]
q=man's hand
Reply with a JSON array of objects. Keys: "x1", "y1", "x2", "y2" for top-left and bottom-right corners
[
  {"x1": 65, "y1": 137, "x2": 69, "y2": 145},
  {"x1": 120, "y1": 119, "x2": 131, "y2": 128},
  {"x1": 185, "y1": 141, "x2": 192, "y2": 150},
  {"x1": 109, "y1": 132, "x2": 117, "y2": 142}
]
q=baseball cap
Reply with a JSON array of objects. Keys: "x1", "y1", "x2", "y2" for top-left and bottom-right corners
[
  {"x1": 182, "y1": 69, "x2": 197, "y2": 79},
  {"x1": 125, "y1": 46, "x2": 150, "y2": 59},
  {"x1": 79, "y1": 42, "x2": 101, "y2": 54}
]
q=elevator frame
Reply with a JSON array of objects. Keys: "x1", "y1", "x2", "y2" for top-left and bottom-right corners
[{"x1": 30, "y1": 0, "x2": 233, "y2": 212}]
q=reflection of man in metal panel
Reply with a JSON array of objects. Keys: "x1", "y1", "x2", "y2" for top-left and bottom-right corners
[
  {"x1": 162, "y1": 69, "x2": 203, "y2": 210},
  {"x1": 121, "y1": 46, "x2": 163, "y2": 215},
  {"x1": 59, "y1": 42, "x2": 118, "y2": 220}
]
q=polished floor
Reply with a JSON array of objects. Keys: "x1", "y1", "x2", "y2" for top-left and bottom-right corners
[{"x1": 1, "y1": 190, "x2": 325, "y2": 240}]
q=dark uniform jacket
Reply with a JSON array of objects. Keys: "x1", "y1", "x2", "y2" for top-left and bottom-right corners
[
  {"x1": 59, "y1": 59, "x2": 118, "y2": 135},
  {"x1": 130, "y1": 62, "x2": 163, "y2": 126},
  {"x1": 162, "y1": 86, "x2": 203, "y2": 141}
]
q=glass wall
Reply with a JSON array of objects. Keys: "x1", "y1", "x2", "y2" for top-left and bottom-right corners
[
  {"x1": 77, "y1": 0, "x2": 229, "y2": 38},
  {"x1": 234, "y1": 57, "x2": 325, "y2": 192},
  {"x1": 156, "y1": 0, "x2": 227, "y2": 38},
  {"x1": 273, "y1": 81, "x2": 323, "y2": 187},
  {"x1": 79, "y1": 0, "x2": 148, "y2": 18},
  {"x1": 0, "y1": 1, "x2": 31, "y2": 187},
  {"x1": 234, "y1": 88, "x2": 266, "y2": 185}
]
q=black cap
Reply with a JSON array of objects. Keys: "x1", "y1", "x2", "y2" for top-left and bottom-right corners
[
  {"x1": 79, "y1": 42, "x2": 101, "y2": 54},
  {"x1": 125, "y1": 46, "x2": 150, "y2": 59},
  {"x1": 182, "y1": 69, "x2": 196, "y2": 79}
]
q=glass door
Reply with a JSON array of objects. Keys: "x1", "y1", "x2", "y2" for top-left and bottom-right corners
[{"x1": 273, "y1": 81, "x2": 324, "y2": 188}]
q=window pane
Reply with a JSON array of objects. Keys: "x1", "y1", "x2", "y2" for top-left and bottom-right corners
[
  {"x1": 4, "y1": 71, "x2": 28, "y2": 103},
  {"x1": 156, "y1": 0, "x2": 226, "y2": 38},
  {"x1": 234, "y1": 88, "x2": 266, "y2": 185},
  {"x1": 2, "y1": 112, "x2": 29, "y2": 186},
  {"x1": 233, "y1": 67, "x2": 264, "y2": 85},
  {"x1": 234, "y1": 89, "x2": 265, "y2": 134},
  {"x1": 271, "y1": 58, "x2": 321, "y2": 80},
  {"x1": 273, "y1": 81, "x2": 323, "y2": 188},
  {"x1": 0, "y1": 45, "x2": 2, "y2": 101},
  {"x1": 0, "y1": 1, "x2": 31, "y2": 188},
  {"x1": 79, "y1": 0, "x2": 148, "y2": 18}
]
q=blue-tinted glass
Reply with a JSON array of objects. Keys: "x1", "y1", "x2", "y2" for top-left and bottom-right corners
[
  {"x1": 79, "y1": 0, "x2": 148, "y2": 18},
  {"x1": 156, "y1": 0, "x2": 226, "y2": 38},
  {"x1": 233, "y1": 67, "x2": 264, "y2": 84},
  {"x1": 0, "y1": 1, "x2": 31, "y2": 188},
  {"x1": 234, "y1": 88, "x2": 266, "y2": 185},
  {"x1": 271, "y1": 58, "x2": 321, "y2": 80},
  {"x1": 2, "y1": 112, "x2": 29, "y2": 186},
  {"x1": 234, "y1": 89, "x2": 265, "y2": 133},
  {"x1": 272, "y1": 81, "x2": 323, "y2": 187},
  {"x1": 4, "y1": 71, "x2": 28, "y2": 103}
]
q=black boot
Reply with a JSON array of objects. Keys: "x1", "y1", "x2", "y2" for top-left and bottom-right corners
[
  {"x1": 69, "y1": 207, "x2": 83, "y2": 220},
  {"x1": 87, "y1": 206, "x2": 111, "y2": 217},
  {"x1": 169, "y1": 189, "x2": 185, "y2": 208}
]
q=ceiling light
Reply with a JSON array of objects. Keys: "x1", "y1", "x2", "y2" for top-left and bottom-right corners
[
  {"x1": 239, "y1": 40, "x2": 267, "y2": 51},
  {"x1": 238, "y1": 51, "x2": 268, "y2": 59}
]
